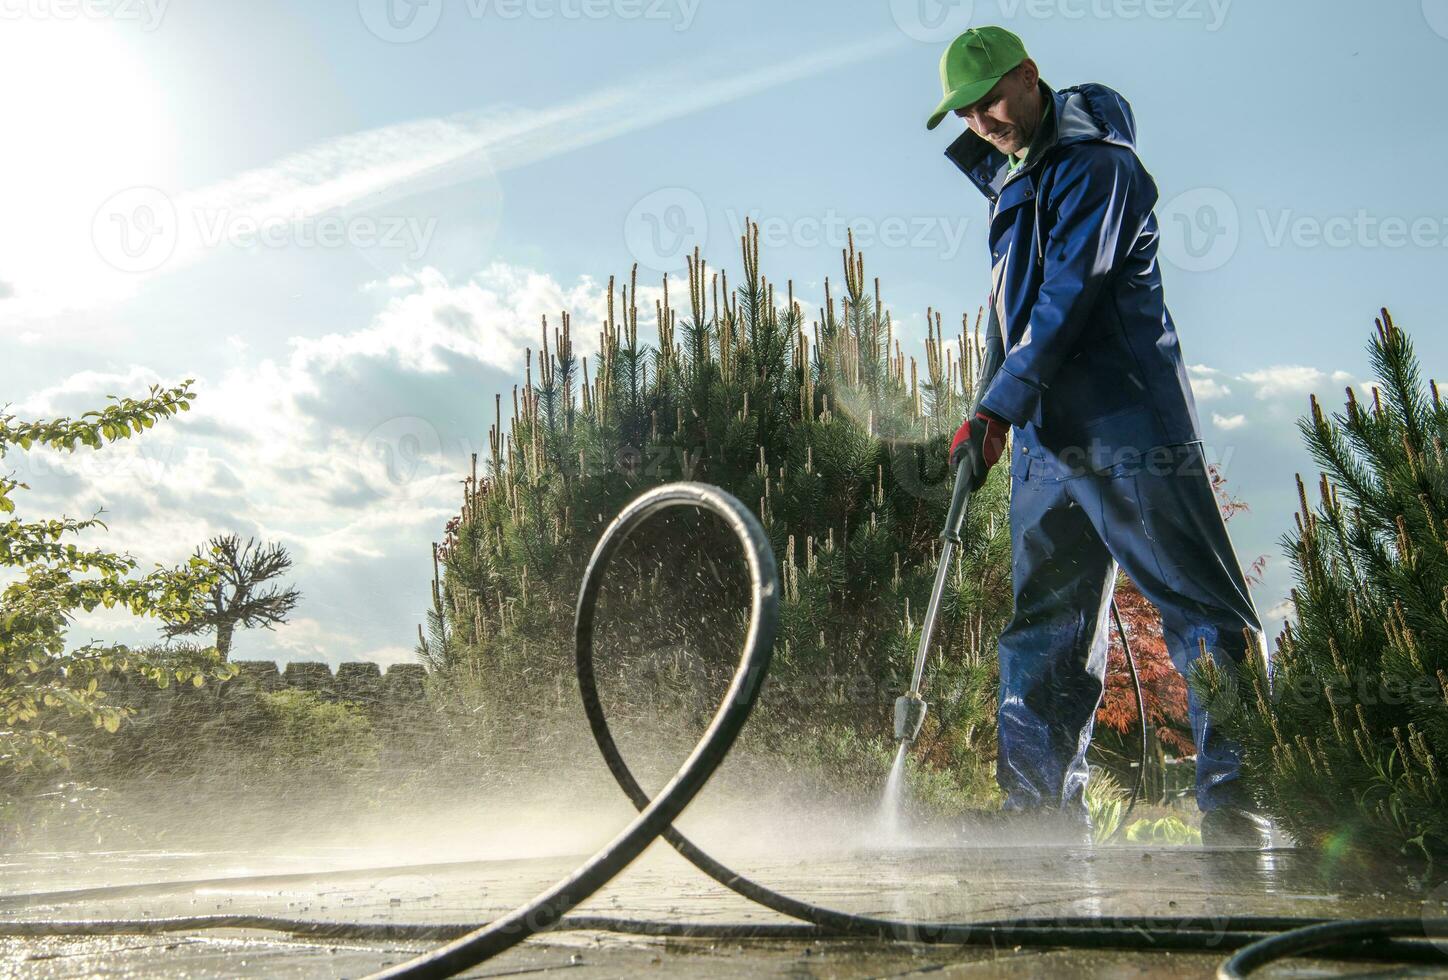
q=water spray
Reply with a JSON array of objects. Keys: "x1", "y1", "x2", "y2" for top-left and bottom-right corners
[
  {"x1": 7, "y1": 482, "x2": 1443, "y2": 978},
  {"x1": 884, "y1": 309, "x2": 1148, "y2": 829}
]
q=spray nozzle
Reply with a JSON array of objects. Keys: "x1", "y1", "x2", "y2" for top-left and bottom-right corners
[{"x1": 893, "y1": 691, "x2": 927, "y2": 744}]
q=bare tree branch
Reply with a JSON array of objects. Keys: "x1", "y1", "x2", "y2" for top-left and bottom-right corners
[{"x1": 161, "y1": 534, "x2": 301, "y2": 658}]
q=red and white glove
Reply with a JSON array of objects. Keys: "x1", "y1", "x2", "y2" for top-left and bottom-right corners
[{"x1": 948, "y1": 411, "x2": 1010, "y2": 490}]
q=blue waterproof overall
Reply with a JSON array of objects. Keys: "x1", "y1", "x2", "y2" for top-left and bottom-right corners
[{"x1": 944, "y1": 80, "x2": 1264, "y2": 816}]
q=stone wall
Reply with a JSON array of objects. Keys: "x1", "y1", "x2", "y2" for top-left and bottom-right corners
[
  {"x1": 228, "y1": 660, "x2": 429, "y2": 705},
  {"x1": 104, "y1": 660, "x2": 429, "y2": 710}
]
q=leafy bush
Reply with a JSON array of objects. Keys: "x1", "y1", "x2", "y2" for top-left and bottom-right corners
[
  {"x1": 1085, "y1": 767, "x2": 1128, "y2": 843},
  {"x1": 25, "y1": 670, "x2": 385, "y2": 847},
  {"x1": 252, "y1": 689, "x2": 379, "y2": 773},
  {"x1": 0, "y1": 381, "x2": 233, "y2": 790},
  {"x1": 1124, "y1": 815, "x2": 1200, "y2": 845}
]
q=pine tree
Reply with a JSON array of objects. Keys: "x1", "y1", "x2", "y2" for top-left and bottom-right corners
[
  {"x1": 423, "y1": 222, "x2": 1014, "y2": 799},
  {"x1": 1200, "y1": 309, "x2": 1448, "y2": 877}
]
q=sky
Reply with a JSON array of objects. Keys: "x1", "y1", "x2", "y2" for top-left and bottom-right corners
[{"x1": 3, "y1": 0, "x2": 1448, "y2": 668}]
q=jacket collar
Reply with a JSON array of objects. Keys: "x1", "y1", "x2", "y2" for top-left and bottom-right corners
[{"x1": 944, "y1": 80, "x2": 1118, "y2": 201}]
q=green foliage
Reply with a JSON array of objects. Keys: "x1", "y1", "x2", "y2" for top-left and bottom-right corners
[
  {"x1": 425, "y1": 225, "x2": 1014, "y2": 797},
  {"x1": 1198, "y1": 309, "x2": 1448, "y2": 878},
  {"x1": 252, "y1": 690, "x2": 379, "y2": 772},
  {"x1": 6, "y1": 668, "x2": 389, "y2": 848},
  {"x1": 1124, "y1": 815, "x2": 1200, "y2": 845},
  {"x1": 0, "y1": 381, "x2": 235, "y2": 780},
  {"x1": 1085, "y1": 767, "x2": 1127, "y2": 843}
]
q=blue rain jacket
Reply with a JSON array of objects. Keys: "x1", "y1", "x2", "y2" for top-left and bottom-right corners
[
  {"x1": 945, "y1": 80, "x2": 1201, "y2": 475},
  {"x1": 944, "y1": 81, "x2": 1264, "y2": 816}
]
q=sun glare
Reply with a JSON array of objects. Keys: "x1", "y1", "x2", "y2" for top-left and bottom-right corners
[{"x1": 0, "y1": 18, "x2": 174, "y2": 314}]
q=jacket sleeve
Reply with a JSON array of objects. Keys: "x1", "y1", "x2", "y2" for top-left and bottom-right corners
[{"x1": 978, "y1": 144, "x2": 1146, "y2": 428}]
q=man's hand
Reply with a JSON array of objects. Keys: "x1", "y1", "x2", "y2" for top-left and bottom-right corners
[{"x1": 949, "y1": 410, "x2": 1010, "y2": 490}]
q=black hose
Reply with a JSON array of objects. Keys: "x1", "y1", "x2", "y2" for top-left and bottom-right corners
[
  {"x1": 567, "y1": 489, "x2": 1219, "y2": 948},
  {"x1": 6, "y1": 913, "x2": 1447, "y2": 968},
  {"x1": 366, "y1": 481, "x2": 1446, "y2": 977},
  {"x1": 0, "y1": 913, "x2": 1345, "y2": 940},
  {"x1": 1219, "y1": 918, "x2": 1448, "y2": 977},
  {"x1": 363, "y1": 483, "x2": 779, "y2": 978},
  {"x1": 11, "y1": 482, "x2": 1441, "y2": 978},
  {"x1": 1111, "y1": 595, "x2": 1148, "y2": 827}
]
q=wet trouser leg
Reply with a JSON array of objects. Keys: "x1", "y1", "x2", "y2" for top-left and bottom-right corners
[
  {"x1": 997, "y1": 456, "x2": 1117, "y2": 821},
  {"x1": 997, "y1": 442, "x2": 1265, "y2": 816}
]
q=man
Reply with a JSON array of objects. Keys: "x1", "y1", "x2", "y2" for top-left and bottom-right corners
[{"x1": 928, "y1": 26, "x2": 1270, "y2": 847}]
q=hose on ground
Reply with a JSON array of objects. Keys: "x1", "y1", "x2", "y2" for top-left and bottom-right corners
[
  {"x1": 3, "y1": 913, "x2": 1447, "y2": 967},
  {"x1": 363, "y1": 483, "x2": 779, "y2": 978},
  {"x1": 0, "y1": 913, "x2": 1362, "y2": 940},
  {"x1": 1218, "y1": 917, "x2": 1448, "y2": 977},
  {"x1": 1110, "y1": 595, "x2": 1147, "y2": 829},
  {"x1": 366, "y1": 482, "x2": 1444, "y2": 978},
  {"x1": 5, "y1": 484, "x2": 1442, "y2": 977}
]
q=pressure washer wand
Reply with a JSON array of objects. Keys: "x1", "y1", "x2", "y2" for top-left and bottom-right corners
[{"x1": 892, "y1": 308, "x2": 1006, "y2": 745}]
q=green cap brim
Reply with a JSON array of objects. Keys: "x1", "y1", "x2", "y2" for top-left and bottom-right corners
[{"x1": 926, "y1": 75, "x2": 1005, "y2": 131}]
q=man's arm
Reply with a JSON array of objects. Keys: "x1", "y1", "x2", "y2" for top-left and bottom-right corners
[{"x1": 978, "y1": 144, "x2": 1148, "y2": 428}]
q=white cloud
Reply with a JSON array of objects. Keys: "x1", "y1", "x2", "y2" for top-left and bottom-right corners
[
  {"x1": 1186, "y1": 362, "x2": 1367, "y2": 409},
  {"x1": 9, "y1": 261, "x2": 622, "y2": 662},
  {"x1": 14, "y1": 365, "x2": 169, "y2": 416},
  {"x1": 271, "y1": 617, "x2": 357, "y2": 663},
  {"x1": 364, "y1": 645, "x2": 420, "y2": 668},
  {"x1": 189, "y1": 262, "x2": 618, "y2": 566},
  {"x1": 1212, "y1": 412, "x2": 1247, "y2": 430},
  {"x1": 1240, "y1": 365, "x2": 1327, "y2": 400},
  {"x1": 1188, "y1": 363, "x2": 1231, "y2": 400},
  {"x1": 1191, "y1": 378, "x2": 1233, "y2": 401},
  {"x1": 295, "y1": 264, "x2": 608, "y2": 376}
]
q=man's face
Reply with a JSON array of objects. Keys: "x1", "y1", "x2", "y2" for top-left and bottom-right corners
[{"x1": 954, "y1": 60, "x2": 1040, "y2": 156}]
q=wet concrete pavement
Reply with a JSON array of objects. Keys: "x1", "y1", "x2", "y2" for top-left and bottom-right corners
[{"x1": 3, "y1": 838, "x2": 1445, "y2": 978}]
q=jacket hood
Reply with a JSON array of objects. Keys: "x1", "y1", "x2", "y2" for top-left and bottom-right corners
[{"x1": 944, "y1": 81, "x2": 1139, "y2": 201}]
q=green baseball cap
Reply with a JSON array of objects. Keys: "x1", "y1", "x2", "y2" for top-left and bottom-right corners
[{"x1": 926, "y1": 26, "x2": 1029, "y2": 131}]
